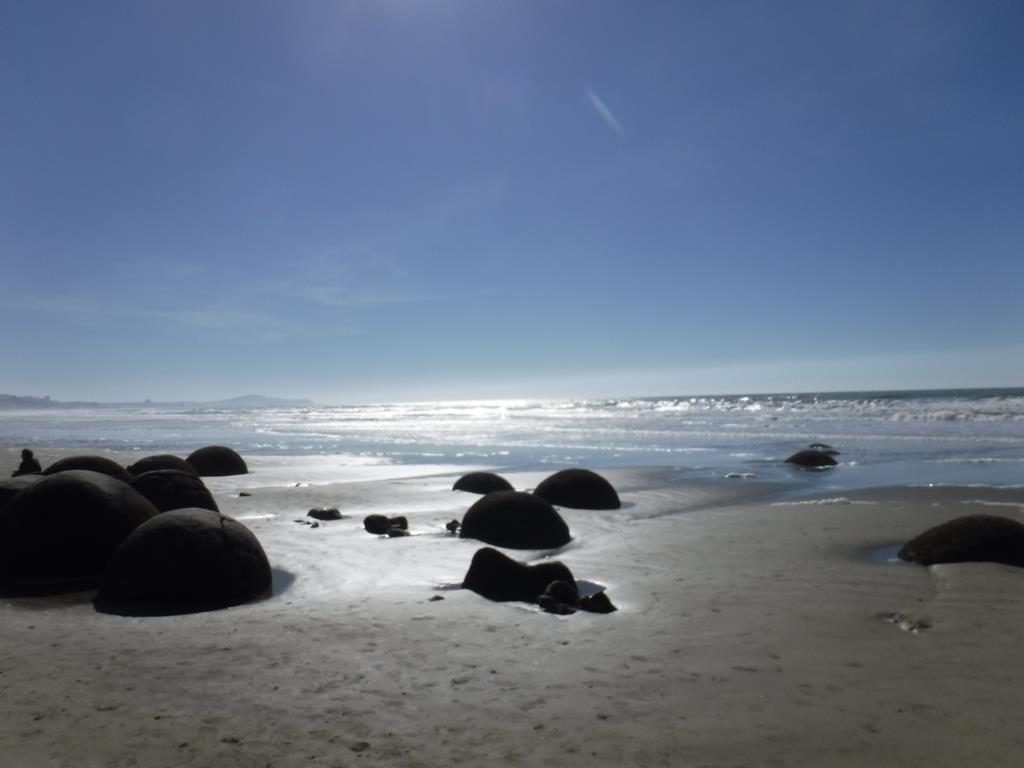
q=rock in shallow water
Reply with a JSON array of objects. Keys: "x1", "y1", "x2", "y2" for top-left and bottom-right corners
[
  {"x1": 784, "y1": 449, "x2": 838, "y2": 468},
  {"x1": 463, "y1": 547, "x2": 576, "y2": 603}
]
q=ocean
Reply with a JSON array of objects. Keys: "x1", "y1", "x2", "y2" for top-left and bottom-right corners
[{"x1": 2, "y1": 388, "x2": 1022, "y2": 492}]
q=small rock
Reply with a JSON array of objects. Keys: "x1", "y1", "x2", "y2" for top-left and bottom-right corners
[
  {"x1": 350, "y1": 741, "x2": 371, "y2": 753},
  {"x1": 445, "y1": 519, "x2": 461, "y2": 534},
  {"x1": 429, "y1": 595, "x2": 445, "y2": 602},
  {"x1": 238, "y1": 492, "x2": 252, "y2": 497},
  {"x1": 308, "y1": 506, "x2": 342, "y2": 521}
]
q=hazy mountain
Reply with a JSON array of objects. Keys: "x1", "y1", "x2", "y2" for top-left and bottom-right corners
[{"x1": 0, "y1": 393, "x2": 315, "y2": 410}]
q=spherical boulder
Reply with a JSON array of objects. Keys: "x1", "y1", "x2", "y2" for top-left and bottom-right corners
[
  {"x1": 533, "y1": 469, "x2": 621, "y2": 510},
  {"x1": 784, "y1": 450, "x2": 838, "y2": 468},
  {"x1": 453, "y1": 472, "x2": 514, "y2": 494},
  {"x1": 94, "y1": 508, "x2": 272, "y2": 616},
  {"x1": 43, "y1": 455, "x2": 133, "y2": 484},
  {"x1": 186, "y1": 446, "x2": 248, "y2": 477},
  {"x1": 127, "y1": 454, "x2": 198, "y2": 477},
  {"x1": 130, "y1": 470, "x2": 219, "y2": 513},
  {"x1": 0, "y1": 470, "x2": 159, "y2": 595},
  {"x1": 0, "y1": 475, "x2": 43, "y2": 510},
  {"x1": 462, "y1": 547, "x2": 576, "y2": 603},
  {"x1": 460, "y1": 491, "x2": 571, "y2": 549},
  {"x1": 898, "y1": 515, "x2": 1024, "y2": 568}
]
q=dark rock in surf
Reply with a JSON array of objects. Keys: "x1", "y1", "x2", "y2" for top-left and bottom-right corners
[
  {"x1": 533, "y1": 468, "x2": 621, "y2": 510},
  {"x1": 43, "y1": 455, "x2": 134, "y2": 484},
  {"x1": 898, "y1": 515, "x2": 1024, "y2": 568},
  {"x1": 185, "y1": 445, "x2": 248, "y2": 477},
  {"x1": 462, "y1": 547, "x2": 576, "y2": 603},
  {"x1": 807, "y1": 443, "x2": 840, "y2": 456},
  {"x1": 127, "y1": 454, "x2": 198, "y2": 477},
  {"x1": 460, "y1": 491, "x2": 571, "y2": 549},
  {"x1": 308, "y1": 507, "x2": 342, "y2": 521},
  {"x1": 0, "y1": 470, "x2": 159, "y2": 595},
  {"x1": 445, "y1": 519, "x2": 461, "y2": 534},
  {"x1": 94, "y1": 507, "x2": 272, "y2": 616},
  {"x1": 453, "y1": 472, "x2": 514, "y2": 495},
  {"x1": 784, "y1": 450, "x2": 838, "y2": 468},
  {"x1": 130, "y1": 470, "x2": 219, "y2": 513}
]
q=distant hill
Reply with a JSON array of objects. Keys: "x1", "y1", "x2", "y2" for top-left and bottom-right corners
[
  {"x1": 202, "y1": 394, "x2": 316, "y2": 409},
  {"x1": 0, "y1": 393, "x2": 315, "y2": 410}
]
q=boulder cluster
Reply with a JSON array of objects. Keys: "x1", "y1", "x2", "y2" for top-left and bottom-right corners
[
  {"x1": 0, "y1": 446, "x2": 270, "y2": 616},
  {"x1": 452, "y1": 467, "x2": 619, "y2": 615}
]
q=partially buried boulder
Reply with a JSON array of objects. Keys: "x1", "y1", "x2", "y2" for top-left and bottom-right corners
[
  {"x1": 898, "y1": 515, "x2": 1024, "y2": 568},
  {"x1": 463, "y1": 547, "x2": 576, "y2": 603},
  {"x1": 363, "y1": 514, "x2": 408, "y2": 536},
  {"x1": 0, "y1": 470, "x2": 159, "y2": 595},
  {"x1": 784, "y1": 449, "x2": 838, "y2": 468},
  {"x1": 43, "y1": 455, "x2": 134, "y2": 484},
  {"x1": 308, "y1": 507, "x2": 342, "y2": 521},
  {"x1": 94, "y1": 508, "x2": 272, "y2": 616},
  {"x1": 453, "y1": 472, "x2": 514, "y2": 495},
  {"x1": 533, "y1": 468, "x2": 621, "y2": 510},
  {"x1": 127, "y1": 454, "x2": 198, "y2": 476},
  {"x1": 186, "y1": 445, "x2": 248, "y2": 477},
  {"x1": 460, "y1": 491, "x2": 571, "y2": 549},
  {"x1": 130, "y1": 470, "x2": 219, "y2": 513}
]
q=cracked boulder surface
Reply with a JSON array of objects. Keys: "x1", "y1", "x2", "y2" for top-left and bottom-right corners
[{"x1": 94, "y1": 507, "x2": 272, "y2": 616}]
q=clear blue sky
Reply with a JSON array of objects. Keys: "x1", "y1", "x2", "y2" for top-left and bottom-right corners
[{"x1": 2, "y1": 1, "x2": 1022, "y2": 403}]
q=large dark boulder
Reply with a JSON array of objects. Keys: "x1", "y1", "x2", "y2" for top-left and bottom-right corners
[
  {"x1": 130, "y1": 470, "x2": 219, "y2": 513},
  {"x1": 0, "y1": 470, "x2": 159, "y2": 595},
  {"x1": 898, "y1": 515, "x2": 1024, "y2": 567},
  {"x1": 186, "y1": 446, "x2": 248, "y2": 477},
  {"x1": 127, "y1": 454, "x2": 198, "y2": 477},
  {"x1": 784, "y1": 450, "x2": 838, "y2": 468},
  {"x1": 462, "y1": 547, "x2": 576, "y2": 603},
  {"x1": 94, "y1": 508, "x2": 272, "y2": 616},
  {"x1": 533, "y1": 468, "x2": 621, "y2": 510},
  {"x1": 453, "y1": 472, "x2": 514, "y2": 494},
  {"x1": 0, "y1": 475, "x2": 43, "y2": 510},
  {"x1": 460, "y1": 491, "x2": 571, "y2": 549},
  {"x1": 43, "y1": 455, "x2": 134, "y2": 484}
]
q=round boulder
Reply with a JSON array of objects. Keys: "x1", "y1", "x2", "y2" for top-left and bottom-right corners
[
  {"x1": 453, "y1": 472, "x2": 514, "y2": 495},
  {"x1": 186, "y1": 446, "x2": 248, "y2": 477},
  {"x1": 462, "y1": 547, "x2": 577, "y2": 603},
  {"x1": 94, "y1": 508, "x2": 272, "y2": 616},
  {"x1": 533, "y1": 469, "x2": 621, "y2": 510},
  {"x1": 127, "y1": 454, "x2": 198, "y2": 476},
  {"x1": 461, "y1": 491, "x2": 571, "y2": 549},
  {"x1": 0, "y1": 475, "x2": 43, "y2": 510},
  {"x1": 898, "y1": 515, "x2": 1024, "y2": 568},
  {"x1": 308, "y1": 507, "x2": 342, "y2": 521},
  {"x1": 784, "y1": 450, "x2": 838, "y2": 468},
  {"x1": 0, "y1": 470, "x2": 159, "y2": 595},
  {"x1": 130, "y1": 470, "x2": 219, "y2": 513},
  {"x1": 43, "y1": 455, "x2": 133, "y2": 484}
]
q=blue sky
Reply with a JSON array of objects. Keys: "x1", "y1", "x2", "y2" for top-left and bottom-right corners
[{"x1": 2, "y1": 1, "x2": 1022, "y2": 403}]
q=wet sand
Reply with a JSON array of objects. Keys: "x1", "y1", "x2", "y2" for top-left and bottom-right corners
[{"x1": 1, "y1": 448, "x2": 1023, "y2": 767}]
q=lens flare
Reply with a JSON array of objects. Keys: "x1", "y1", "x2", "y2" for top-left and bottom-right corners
[{"x1": 585, "y1": 86, "x2": 625, "y2": 135}]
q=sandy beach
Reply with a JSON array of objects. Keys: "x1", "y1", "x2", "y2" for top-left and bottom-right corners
[{"x1": 2, "y1": 447, "x2": 1023, "y2": 767}]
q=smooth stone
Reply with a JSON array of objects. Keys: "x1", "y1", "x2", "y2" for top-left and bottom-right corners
[
  {"x1": 308, "y1": 507, "x2": 342, "y2": 521},
  {"x1": 533, "y1": 468, "x2": 621, "y2": 510},
  {"x1": 452, "y1": 472, "x2": 514, "y2": 495},
  {"x1": 185, "y1": 445, "x2": 248, "y2": 477},
  {"x1": 130, "y1": 470, "x2": 219, "y2": 513},
  {"x1": 898, "y1": 514, "x2": 1024, "y2": 567},
  {"x1": 460, "y1": 491, "x2": 571, "y2": 549},
  {"x1": 0, "y1": 470, "x2": 159, "y2": 595},
  {"x1": 94, "y1": 508, "x2": 272, "y2": 616},
  {"x1": 43, "y1": 455, "x2": 133, "y2": 484},
  {"x1": 127, "y1": 454, "x2": 198, "y2": 476},
  {"x1": 462, "y1": 547, "x2": 577, "y2": 603},
  {"x1": 784, "y1": 449, "x2": 838, "y2": 468}
]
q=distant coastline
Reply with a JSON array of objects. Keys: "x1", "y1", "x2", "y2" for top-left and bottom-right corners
[{"x1": 0, "y1": 393, "x2": 316, "y2": 411}]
